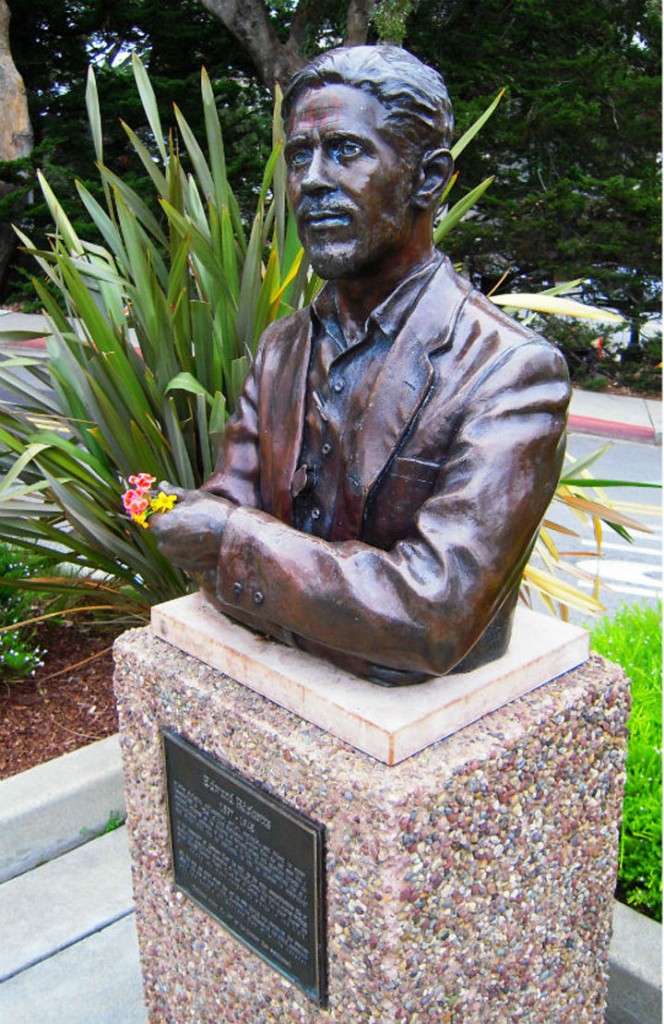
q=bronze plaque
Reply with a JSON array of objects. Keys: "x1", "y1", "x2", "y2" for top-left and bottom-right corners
[{"x1": 162, "y1": 730, "x2": 328, "y2": 1006}]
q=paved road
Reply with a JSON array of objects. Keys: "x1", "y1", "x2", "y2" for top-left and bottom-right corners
[{"x1": 544, "y1": 434, "x2": 662, "y2": 625}]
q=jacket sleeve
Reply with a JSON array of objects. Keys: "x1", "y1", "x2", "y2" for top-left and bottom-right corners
[{"x1": 213, "y1": 338, "x2": 571, "y2": 676}]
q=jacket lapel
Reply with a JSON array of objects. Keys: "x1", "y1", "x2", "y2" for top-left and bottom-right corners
[
  {"x1": 338, "y1": 258, "x2": 471, "y2": 535},
  {"x1": 264, "y1": 311, "x2": 311, "y2": 525}
]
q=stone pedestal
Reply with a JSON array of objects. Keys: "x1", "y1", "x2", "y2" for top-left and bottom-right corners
[{"x1": 113, "y1": 610, "x2": 629, "y2": 1024}]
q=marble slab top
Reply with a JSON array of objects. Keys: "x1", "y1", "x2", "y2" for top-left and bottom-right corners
[{"x1": 151, "y1": 594, "x2": 589, "y2": 766}]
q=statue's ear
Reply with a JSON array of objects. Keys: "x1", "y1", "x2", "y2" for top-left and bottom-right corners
[{"x1": 412, "y1": 148, "x2": 454, "y2": 210}]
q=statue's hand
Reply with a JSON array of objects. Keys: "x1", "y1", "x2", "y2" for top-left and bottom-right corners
[{"x1": 150, "y1": 484, "x2": 232, "y2": 573}]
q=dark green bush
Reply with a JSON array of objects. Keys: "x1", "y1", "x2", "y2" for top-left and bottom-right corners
[{"x1": 0, "y1": 545, "x2": 55, "y2": 677}]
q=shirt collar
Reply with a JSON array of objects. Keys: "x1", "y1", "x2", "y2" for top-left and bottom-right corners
[{"x1": 310, "y1": 252, "x2": 443, "y2": 348}]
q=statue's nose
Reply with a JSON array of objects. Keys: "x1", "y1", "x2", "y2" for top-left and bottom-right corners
[{"x1": 300, "y1": 149, "x2": 334, "y2": 193}]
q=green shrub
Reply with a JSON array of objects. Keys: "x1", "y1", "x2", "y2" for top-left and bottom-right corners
[
  {"x1": 592, "y1": 602, "x2": 662, "y2": 921},
  {"x1": 532, "y1": 316, "x2": 662, "y2": 395},
  {"x1": 0, "y1": 544, "x2": 56, "y2": 677}
]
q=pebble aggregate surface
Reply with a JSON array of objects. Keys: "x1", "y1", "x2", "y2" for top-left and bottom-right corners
[{"x1": 113, "y1": 628, "x2": 629, "y2": 1024}]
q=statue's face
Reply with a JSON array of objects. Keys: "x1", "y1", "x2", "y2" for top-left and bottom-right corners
[{"x1": 285, "y1": 84, "x2": 417, "y2": 281}]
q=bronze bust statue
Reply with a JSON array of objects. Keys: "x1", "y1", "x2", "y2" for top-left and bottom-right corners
[{"x1": 152, "y1": 45, "x2": 571, "y2": 686}]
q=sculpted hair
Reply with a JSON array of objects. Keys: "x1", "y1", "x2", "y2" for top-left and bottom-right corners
[{"x1": 282, "y1": 45, "x2": 454, "y2": 158}]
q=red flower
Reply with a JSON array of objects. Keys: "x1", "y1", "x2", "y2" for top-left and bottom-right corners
[
  {"x1": 122, "y1": 490, "x2": 149, "y2": 515},
  {"x1": 128, "y1": 472, "x2": 156, "y2": 493}
]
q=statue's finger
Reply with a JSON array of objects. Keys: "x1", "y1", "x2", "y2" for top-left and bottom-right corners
[{"x1": 157, "y1": 480, "x2": 186, "y2": 499}]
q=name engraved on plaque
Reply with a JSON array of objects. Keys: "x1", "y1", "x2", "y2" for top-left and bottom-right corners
[{"x1": 162, "y1": 730, "x2": 327, "y2": 1006}]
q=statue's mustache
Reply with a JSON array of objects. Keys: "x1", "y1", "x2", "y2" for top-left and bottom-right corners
[{"x1": 296, "y1": 200, "x2": 355, "y2": 220}]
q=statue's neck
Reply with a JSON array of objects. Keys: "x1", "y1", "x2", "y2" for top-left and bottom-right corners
[{"x1": 334, "y1": 241, "x2": 437, "y2": 341}]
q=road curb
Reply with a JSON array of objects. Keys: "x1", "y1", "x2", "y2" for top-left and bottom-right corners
[
  {"x1": 569, "y1": 413, "x2": 659, "y2": 446},
  {"x1": 0, "y1": 735, "x2": 126, "y2": 884},
  {"x1": 607, "y1": 901, "x2": 662, "y2": 1023}
]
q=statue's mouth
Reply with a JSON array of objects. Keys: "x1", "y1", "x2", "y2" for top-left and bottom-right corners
[{"x1": 305, "y1": 211, "x2": 352, "y2": 229}]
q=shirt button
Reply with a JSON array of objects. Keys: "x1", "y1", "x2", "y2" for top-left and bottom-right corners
[
  {"x1": 332, "y1": 379, "x2": 345, "y2": 394},
  {"x1": 311, "y1": 507, "x2": 321, "y2": 520},
  {"x1": 322, "y1": 443, "x2": 332, "y2": 456},
  {"x1": 253, "y1": 590, "x2": 264, "y2": 605},
  {"x1": 232, "y1": 582, "x2": 243, "y2": 597}
]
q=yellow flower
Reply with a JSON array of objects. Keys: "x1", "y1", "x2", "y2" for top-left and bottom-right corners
[
  {"x1": 150, "y1": 491, "x2": 178, "y2": 514},
  {"x1": 132, "y1": 511, "x2": 150, "y2": 529}
]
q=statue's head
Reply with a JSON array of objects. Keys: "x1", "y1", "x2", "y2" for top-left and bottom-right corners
[
  {"x1": 282, "y1": 46, "x2": 455, "y2": 282},
  {"x1": 283, "y1": 45, "x2": 454, "y2": 168}
]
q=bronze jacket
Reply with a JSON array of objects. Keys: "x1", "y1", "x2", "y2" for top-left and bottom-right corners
[{"x1": 203, "y1": 256, "x2": 571, "y2": 685}]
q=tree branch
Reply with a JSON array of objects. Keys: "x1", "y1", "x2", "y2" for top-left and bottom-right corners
[
  {"x1": 288, "y1": 0, "x2": 317, "y2": 50},
  {"x1": 0, "y1": 0, "x2": 33, "y2": 162},
  {"x1": 198, "y1": 0, "x2": 307, "y2": 88},
  {"x1": 0, "y1": 0, "x2": 33, "y2": 286},
  {"x1": 345, "y1": 0, "x2": 376, "y2": 45}
]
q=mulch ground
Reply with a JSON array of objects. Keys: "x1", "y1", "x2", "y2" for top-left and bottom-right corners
[{"x1": 0, "y1": 623, "x2": 122, "y2": 779}]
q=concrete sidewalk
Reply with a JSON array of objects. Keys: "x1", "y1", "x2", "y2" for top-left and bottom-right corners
[
  {"x1": 0, "y1": 830, "x2": 144, "y2": 1024},
  {"x1": 569, "y1": 387, "x2": 661, "y2": 446},
  {"x1": 0, "y1": 738, "x2": 147, "y2": 1024}
]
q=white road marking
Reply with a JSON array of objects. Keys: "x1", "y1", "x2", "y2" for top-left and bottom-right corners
[
  {"x1": 574, "y1": 556, "x2": 662, "y2": 600},
  {"x1": 573, "y1": 539, "x2": 662, "y2": 556},
  {"x1": 577, "y1": 581, "x2": 661, "y2": 599}
]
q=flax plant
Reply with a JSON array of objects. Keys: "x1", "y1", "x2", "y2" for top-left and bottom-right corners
[{"x1": 0, "y1": 57, "x2": 311, "y2": 620}]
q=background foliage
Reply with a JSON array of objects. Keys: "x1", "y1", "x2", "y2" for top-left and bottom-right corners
[
  {"x1": 0, "y1": 0, "x2": 273, "y2": 300},
  {"x1": 408, "y1": 0, "x2": 661, "y2": 348},
  {"x1": 1, "y1": 0, "x2": 660, "y2": 366}
]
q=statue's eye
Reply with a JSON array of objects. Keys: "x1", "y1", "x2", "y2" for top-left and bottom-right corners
[
  {"x1": 287, "y1": 147, "x2": 311, "y2": 169},
  {"x1": 333, "y1": 140, "x2": 363, "y2": 161}
]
